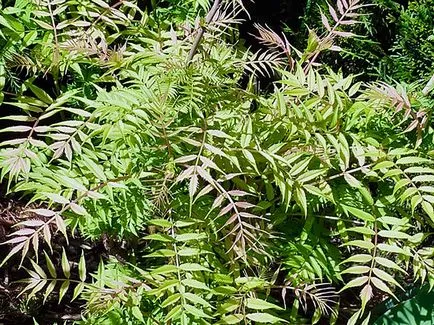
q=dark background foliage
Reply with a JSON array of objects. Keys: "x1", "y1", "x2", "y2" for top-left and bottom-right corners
[{"x1": 238, "y1": 0, "x2": 434, "y2": 82}]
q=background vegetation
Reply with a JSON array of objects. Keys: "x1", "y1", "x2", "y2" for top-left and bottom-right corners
[{"x1": 0, "y1": 0, "x2": 434, "y2": 324}]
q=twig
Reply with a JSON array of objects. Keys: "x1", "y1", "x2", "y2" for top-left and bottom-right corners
[
  {"x1": 45, "y1": 313, "x2": 83, "y2": 321},
  {"x1": 318, "y1": 163, "x2": 374, "y2": 184},
  {"x1": 187, "y1": 0, "x2": 220, "y2": 64}
]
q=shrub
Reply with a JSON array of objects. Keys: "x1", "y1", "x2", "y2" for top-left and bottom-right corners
[
  {"x1": 292, "y1": 0, "x2": 401, "y2": 79},
  {"x1": 386, "y1": 0, "x2": 434, "y2": 82},
  {"x1": 0, "y1": 1, "x2": 434, "y2": 324}
]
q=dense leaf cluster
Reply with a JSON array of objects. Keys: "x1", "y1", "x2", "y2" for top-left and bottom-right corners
[
  {"x1": 386, "y1": 0, "x2": 434, "y2": 82},
  {"x1": 293, "y1": 0, "x2": 434, "y2": 82},
  {"x1": 0, "y1": 0, "x2": 434, "y2": 324}
]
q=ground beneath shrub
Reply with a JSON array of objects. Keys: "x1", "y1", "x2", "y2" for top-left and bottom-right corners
[{"x1": 0, "y1": 197, "x2": 109, "y2": 324}]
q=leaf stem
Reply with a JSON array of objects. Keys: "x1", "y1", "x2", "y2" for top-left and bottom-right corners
[{"x1": 187, "y1": 0, "x2": 220, "y2": 64}]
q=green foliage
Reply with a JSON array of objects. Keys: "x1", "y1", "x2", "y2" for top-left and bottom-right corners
[
  {"x1": 293, "y1": 0, "x2": 397, "y2": 78},
  {"x1": 0, "y1": 0, "x2": 434, "y2": 324},
  {"x1": 299, "y1": 0, "x2": 434, "y2": 82},
  {"x1": 372, "y1": 285, "x2": 434, "y2": 324},
  {"x1": 147, "y1": 0, "x2": 212, "y2": 23},
  {"x1": 386, "y1": 0, "x2": 434, "y2": 82}
]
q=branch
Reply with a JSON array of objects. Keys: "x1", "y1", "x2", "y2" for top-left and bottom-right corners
[{"x1": 187, "y1": 0, "x2": 220, "y2": 64}]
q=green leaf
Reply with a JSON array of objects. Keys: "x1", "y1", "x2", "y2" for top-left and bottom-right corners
[
  {"x1": 371, "y1": 277, "x2": 396, "y2": 298},
  {"x1": 422, "y1": 201, "x2": 434, "y2": 222},
  {"x1": 290, "y1": 157, "x2": 312, "y2": 176},
  {"x1": 72, "y1": 282, "x2": 85, "y2": 301},
  {"x1": 393, "y1": 179, "x2": 411, "y2": 195},
  {"x1": 144, "y1": 234, "x2": 174, "y2": 242},
  {"x1": 377, "y1": 244, "x2": 412, "y2": 256},
  {"x1": 208, "y1": 130, "x2": 231, "y2": 138},
  {"x1": 131, "y1": 306, "x2": 144, "y2": 322},
  {"x1": 220, "y1": 314, "x2": 244, "y2": 324},
  {"x1": 289, "y1": 298, "x2": 300, "y2": 323},
  {"x1": 294, "y1": 185, "x2": 307, "y2": 216},
  {"x1": 377, "y1": 217, "x2": 407, "y2": 226},
  {"x1": 246, "y1": 298, "x2": 284, "y2": 310},
  {"x1": 61, "y1": 248, "x2": 70, "y2": 278},
  {"x1": 213, "y1": 286, "x2": 238, "y2": 295},
  {"x1": 82, "y1": 156, "x2": 106, "y2": 181},
  {"x1": 312, "y1": 307, "x2": 322, "y2": 324},
  {"x1": 378, "y1": 230, "x2": 409, "y2": 239},
  {"x1": 344, "y1": 173, "x2": 362, "y2": 188},
  {"x1": 342, "y1": 205, "x2": 375, "y2": 222},
  {"x1": 43, "y1": 280, "x2": 56, "y2": 304},
  {"x1": 297, "y1": 168, "x2": 326, "y2": 183},
  {"x1": 44, "y1": 252, "x2": 57, "y2": 278},
  {"x1": 342, "y1": 240, "x2": 375, "y2": 250},
  {"x1": 242, "y1": 149, "x2": 259, "y2": 174},
  {"x1": 145, "y1": 249, "x2": 176, "y2": 258},
  {"x1": 151, "y1": 265, "x2": 178, "y2": 275},
  {"x1": 179, "y1": 263, "x2": 211, "y2": 272},
  {"x1": 165, "y1": 305, "x2": 182, "y2": 321},
  {"x1": 78, "y1": 252, "x2": 86, "y2": 282},
  {"x1": 341, "y1": 254, "x2": 372, "y2": 264},
  {"x1": 373, "y1": 161, "x2": 394, "y2": 170},
  {"x1": 0, "y1": 242, "x2": 26, "y2": 268},
  {"x1": 246, "y1": 313, "x2": 287, "y2": 323},
  {"x1": 42, "y1": 192, "x2": 69, "y2": 204},
  {"x1": 405, "y1": 167, "x2": 434, "y2": 174},
  {"x1": 58, "y1": 175, "x2": 87, "y2": 191},
  {"x1": 27, "y1": 84, "x2": 53, "y2": 104},
  {"x1": 396, "y1": 157, "x2": 432, "y2": 165},
  {"x1": 182, "y1": 279, "x2": 210, "y2": 290},
  {"x1": 70, "y1": 203, "x2": 87, "y2": 215},
  {"x1": 345, "y1": 227, "x2": 375, "y2": 235},
  {"x1": 374, "y1": 257, "x2": 406, "y2": 273},
  {"x1": 58, "y1": 280, "x2": 70, "y2": 303},
  {"x1": 184, "y1": 304, "x2": 213, "y2": 319},
  {"x1": 413, "y1": 175, "x2": 434, "y2": 183},
  {"x1": 341, "y1": 266, "x2": 370, "y2": 275},
  {"x1": 178, "y1": 248, "x2": 202, "y2": 256},
  {"x1": 161, "y1": 293, "x2": 181, "y2": 308},
  {"x1": 240, "y1": 116, "x2": 253, "y2": 148},
  {"x1": 176, "y1": 233, "x2": 207, "y2": 242},
  {"x1": 148, "y1": 219, "x2": 172, "y2": 228},
  {"x1": 340, "y1": 276, "x2": 369, "y2": 291},
  {"x1": 348, "y1": 310, "x2": 362, "y2": 325},
  {"x1": 184, "y1": 292, "x2": 213, "y2": 308},
  {"x1": 30, "y1": 259, "x2": 47, "y2": 279},
  {"x1": 303, "y1": 184, "x2": 325, "y2": 197},
  {"x1": 360, "y1": 284, "x2": 373, "y2": 310},
  {"x1": 27, "y1": 280, "x2": 47, "y2": 300},
  {"x1": 217, "y1": 299, "x2": 240, "y2": 314}
]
